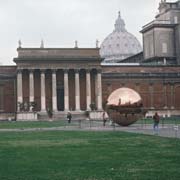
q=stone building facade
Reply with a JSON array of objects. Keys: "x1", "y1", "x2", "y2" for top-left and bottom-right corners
[
  {"x1": 12, "y1": 47, "x2": 103, "y2": 120},
  {"x1": 141, "y1": 0, "x2": 180, "y2": 65},
  {"x1": 0, "y1": 0, "x2": 180, "y2": 120}
]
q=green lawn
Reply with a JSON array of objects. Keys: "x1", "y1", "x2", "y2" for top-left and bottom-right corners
[
  {"x1": 0, "y1": 131, "x2": 179, "y2": 180},
  {"x1": 0, "y1": 121, "x2": 78, "y2": 129}
]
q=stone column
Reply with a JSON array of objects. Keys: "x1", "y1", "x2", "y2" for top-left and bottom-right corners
[
  {"x1": 52, "y1": 70, "x2": 57, "y2": 112},
  {"x1": 29, "y1": 70, "x2": 34, "y2": 111},
  {"x1": 64, "y1": 69, "x2": 69, "y2": 111},
  {"x1": 170, "y1": 83, "x2": 175, "y2": 109},
  {"x1": 95, "y1": 75, "x2": 98, "y2": 106},
  {"x1": 163, "y1": 83, "x2": 168, "y2": 109},
  {"x1": 40, "y1": 70, "x2": 46, "y2": 112},
  {"x1": 75, "y1": 69, "x2": 80, "y2": 111},
  {"x1": 86, "y1": 69, "x2": 91, "y2": 110},
  {"x1": 149, "y1": 83, "x2": 154, "y2": 109},
  {"x1": 96, "y1": 70, "x2": 103, "y2": 110},
  {"x1": 17, "y1": 69, "x2": 23, "y2": 111}
]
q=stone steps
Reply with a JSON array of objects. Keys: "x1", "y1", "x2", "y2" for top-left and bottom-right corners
[{"x1": 38, "y1": 111, "x2": 87, "y2": 121}]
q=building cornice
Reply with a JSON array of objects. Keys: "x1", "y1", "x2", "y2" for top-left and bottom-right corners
[{"x1": 141, "y1": 23, "x2": 175, "y2": 34}]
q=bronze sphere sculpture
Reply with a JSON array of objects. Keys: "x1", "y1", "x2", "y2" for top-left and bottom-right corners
[{"x1": 106, "y1": 88, "x2": 146, "y2": 126}]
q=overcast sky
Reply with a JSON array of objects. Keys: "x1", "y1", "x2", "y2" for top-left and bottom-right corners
[{"x1": 0, "y1": 0, "x2": 176, "y2": 65}]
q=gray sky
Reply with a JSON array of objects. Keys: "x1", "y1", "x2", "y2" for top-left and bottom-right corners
[{"x1": 0, "y1": 0, "x2": 175, "y2": 65}]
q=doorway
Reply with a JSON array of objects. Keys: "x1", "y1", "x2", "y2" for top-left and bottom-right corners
[{"x1": 57, "y1": 87, "x2": 64, "y2": 111}]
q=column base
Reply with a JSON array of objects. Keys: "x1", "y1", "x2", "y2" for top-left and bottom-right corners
[
  {"x1": 75, "y1": 110, "x2": 82, "y2": 112},
  {"x1": 52, "y1": 110, "x2": 59, "y2": 115},
  {"x1": 40, "y1": 110, "x2": 47, "y2": 114}
]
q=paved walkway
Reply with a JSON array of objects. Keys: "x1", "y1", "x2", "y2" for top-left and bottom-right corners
[
  {"x1": 117, "y1": 125, "x2": 180, "y2": 139},
  {"x1": 0, "y1": 123, "x2": 179, "y2": 139}
]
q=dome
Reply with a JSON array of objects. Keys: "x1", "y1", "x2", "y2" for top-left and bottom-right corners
[{"x1": 100, "y1": 12, "x2": 142, "y2": 63}]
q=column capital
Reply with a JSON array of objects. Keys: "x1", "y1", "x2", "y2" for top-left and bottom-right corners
[
  {"x1": 86, "y1": 69, "x2": 92, "y2": 73},
  {"x1": 163, "y1": 81, "x2": 168, "y2": 85},
  {"x1": 29, "y1": 69, "x2": 35, "y2": 73},
  {"x1": 170, "y1": 82, "x2": 175, "y2": 86},
  {"x1": 17, "y1": 69, "x2": 23, "y2": 73},
  {"x1": 40, "y1": 69, "x2": 46, "y2": 73},
  {"x1": 75, "y1": 69, "x2": 80, "y2": 73},
  {"x1": 63, "y1": 69, "x2": 69, "y2": 73},
  {"x1": 97, "y1": 69, "x2": 102, "y2": 74},
  {"x1": 52, "y1": 69, "x2": 57, "y2": 74}
]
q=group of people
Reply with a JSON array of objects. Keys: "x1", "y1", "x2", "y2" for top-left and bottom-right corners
[{"x1": 67, "y1": 111, "x2": 160, "y2": 134}]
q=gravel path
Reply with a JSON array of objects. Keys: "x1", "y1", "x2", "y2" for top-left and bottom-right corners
[{"x1": 0, "y1": 123, "x2": 179, "y2": 139}]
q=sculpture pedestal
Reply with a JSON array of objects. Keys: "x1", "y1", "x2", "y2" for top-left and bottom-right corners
[{"x1": 16, "y1": 112, "x2": 38, "y2": 121}]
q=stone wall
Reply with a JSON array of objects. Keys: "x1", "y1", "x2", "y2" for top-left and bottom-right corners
[
  {"x1": 102, "y1": 65, "x2": 180, "y2": 111},
  {"x1": 0, "y1": 66, "x2": 16, "y2": 114}
]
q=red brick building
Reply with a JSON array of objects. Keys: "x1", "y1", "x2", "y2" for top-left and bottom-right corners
[
  {"x1": 0, "y1": 47, "x2": 180, "y2": 120},
  {"x1": 0, "y1": 0, "x2": 180, "y2": 120}
]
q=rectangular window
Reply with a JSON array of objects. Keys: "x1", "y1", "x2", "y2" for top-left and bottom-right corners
[
  {"x1": 162, "y1": 43, "x2": 167, "y2": 53},
  {"x1": 174, "y1": 16, "x2": 178, "y2": 24},
  {"x1": 0, "y1": 86, "x2": 3, "y2": 111}
]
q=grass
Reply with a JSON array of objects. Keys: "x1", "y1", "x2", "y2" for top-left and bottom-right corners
[
  {"x1": 0, "y1": 131, "x2": 179, "y2": 180},
  {"x1": 0, "y1": 121, "x2": 78, "y2": 129}
]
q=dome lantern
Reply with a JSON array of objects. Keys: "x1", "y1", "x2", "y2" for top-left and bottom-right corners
[{"x1": 114, "y1": 11, "x2": 126, "y2": 32}]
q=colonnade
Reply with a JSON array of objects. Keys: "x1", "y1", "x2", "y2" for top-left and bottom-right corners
[{"x1": 17, "y1": 69, "x2": 102, "y2": 112}]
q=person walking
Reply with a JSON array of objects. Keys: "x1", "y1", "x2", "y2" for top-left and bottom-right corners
[
  {"x1": 153, "y1": 112, "x2": 160, "y2": 134},
  {"x1": 67, "y1": 111, "x2": 72, "y2": 123},
  {"x1": 102, "y1": 111, "x2": 108, "y2": 127}
]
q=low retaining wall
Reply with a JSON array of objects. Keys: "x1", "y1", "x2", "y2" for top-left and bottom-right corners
[
  {"x1": 146, "y1": 109, "x2": 180, "y2": 118},
  {"x1": 89, "y1": 111, "x2": 105, "y2": 120},
  {"x1": 16, "y1": 112, "x2": 38, "y2": 121},
  {"x1": 0, "y1": 113, "x2": 15, "y2": 121}
]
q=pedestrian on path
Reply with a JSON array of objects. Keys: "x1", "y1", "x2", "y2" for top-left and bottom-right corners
[
  {"x1": 67, "y1": 111, "x2": 72, "y2": 123},
  {"x1": 153, "y1": 112, "x2": 160, "y2": 134},
  {"x1": 102, "y1": 111, "x2": 108, "y2": 126}
]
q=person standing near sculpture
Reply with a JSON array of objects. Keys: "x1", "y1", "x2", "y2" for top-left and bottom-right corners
[{"x1": 153, "y1": 112, "x2": 160, "y2": 134}]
